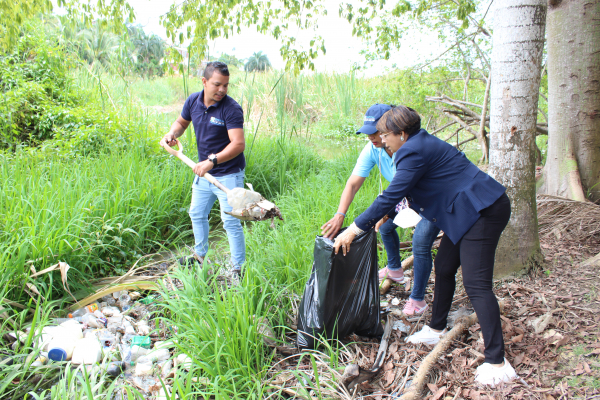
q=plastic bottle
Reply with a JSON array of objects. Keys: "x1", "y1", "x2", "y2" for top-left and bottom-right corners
[
  {"x1": 159, "y1": 359, "x2": 173, "y2": 378},
  {"x1": 81, "y1": 314, "x2": 104, "y2": 329},
  {"x1": 106, "y1": 361, "x2": 126, "y2": 377},
  {"x1": 36, "y1": 326, "x2": 58, "y2": 352},
  {"x1": 71, "y1": 337, "x2": 102, "y2": 365},
  {"x1": 134, "y1": 356, "x2": 154, "y2": 376},
  {"x1": 101, "y1": 295, "x2": 117, "y2": 307},
  {"x1": 117, "y1": 294, "x2": 131, "y2": 311},
  {"x1": 47, "y1": 323, "x2": 84, "y2": 361},
  {"x1": 129, "y1": 345, "x2": 148, "y2": 362},
  {"x1": 101, "y1": 306, "x2": 121, "y2": 318},
  {"x1": 68, "y1": 302, "x2": 100, "y2": 318},
  {"x1": 54, "y1": 317, "x2": 83, "y2": 324},
  {"x1": 97, "y1": 331, "x2": 117, "y2": 350}
]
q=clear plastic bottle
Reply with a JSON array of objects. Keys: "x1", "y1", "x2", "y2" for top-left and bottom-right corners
[
  {"x1": 68, "y1": 302, "x2": 100, "y2": 318},
  {"x1": 117, "y1": 294, "x2": 131, "y2": 311},
  {"x1": 81, "y1": 314, "x2": 103, "y2": 329}
]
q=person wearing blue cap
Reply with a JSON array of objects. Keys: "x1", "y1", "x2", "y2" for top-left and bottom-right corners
[{"x1": 321, "y1": 104, "x2": 440, "y2": 315}]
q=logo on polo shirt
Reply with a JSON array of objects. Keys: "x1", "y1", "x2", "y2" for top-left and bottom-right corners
[
  {"x1": 210, "y1": 117, "x2": 225, "y2": 126},
  {"x1": 364, "y1": 116, "x2": 375, "y2": 122}
]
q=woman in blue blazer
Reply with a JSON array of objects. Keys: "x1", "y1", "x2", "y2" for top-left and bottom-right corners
[{"x1": 333, "y1": 106, "x2": 517, "y2": 387}]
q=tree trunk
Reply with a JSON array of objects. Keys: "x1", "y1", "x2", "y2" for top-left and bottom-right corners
[
  {"x1": 540, "y1": 0, "x2": 600, "y2": 202},
  {"x1": 488, "y1": 0, "x2": 546, "y2": 276}
]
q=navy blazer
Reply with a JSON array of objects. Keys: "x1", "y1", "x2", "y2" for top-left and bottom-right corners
[{"x1": 354, "y1": 129, "x2": 506, "y2": 244}]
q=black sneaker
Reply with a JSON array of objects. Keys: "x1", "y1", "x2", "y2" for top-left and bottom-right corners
[{"x1": 177, "y1": 254, "x2": 204, "y2": 267}]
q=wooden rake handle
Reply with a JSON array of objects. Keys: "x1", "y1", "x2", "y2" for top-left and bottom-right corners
[{"x1": 159, "y1": 138, "x2": 230, "y2": 193}]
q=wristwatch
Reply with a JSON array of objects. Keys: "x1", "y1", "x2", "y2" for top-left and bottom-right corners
[{"x1": 208, "y1": 154, "x2": 218, "y2": 167}]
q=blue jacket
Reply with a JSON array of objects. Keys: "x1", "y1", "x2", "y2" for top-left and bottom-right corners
[{"x1": 354, "y1": 129, "x2": 506, "y2": 244}]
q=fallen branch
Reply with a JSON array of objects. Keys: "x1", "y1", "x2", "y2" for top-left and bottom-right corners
[{"x1": 397, "y1": 301, "x2": 505, "y2": 400}]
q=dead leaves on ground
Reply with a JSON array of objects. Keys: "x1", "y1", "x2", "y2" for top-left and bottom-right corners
[{"x1": 266, "y1": 236, "x2": 600, "y2": 399}]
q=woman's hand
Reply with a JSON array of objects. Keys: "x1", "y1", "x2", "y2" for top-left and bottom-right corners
[
  {"x1": 375, "y1": 215, "x2": 389, "y2": 232},
  {"x1": 333, "y1": 229, "x2": 356, "y2": 256}
]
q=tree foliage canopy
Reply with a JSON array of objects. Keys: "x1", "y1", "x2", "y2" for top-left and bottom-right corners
[{"x1": 160, "y1": 0, "x2": 327, "y2": 74}]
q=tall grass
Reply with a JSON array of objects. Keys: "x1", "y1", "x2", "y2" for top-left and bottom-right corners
[{"x1": 0, "y1": 46, "x2": 490, "y2": 399}]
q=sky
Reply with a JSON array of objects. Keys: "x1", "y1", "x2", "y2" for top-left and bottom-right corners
[{"x1": 123, "y1": 0, "x2": 448, "y2": 75}]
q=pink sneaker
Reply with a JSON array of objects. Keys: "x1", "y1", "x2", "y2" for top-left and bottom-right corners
[
  {"x1": 378, "y1": 266, "x2": 408, "y2": 283},
  {"x1": 403, "y1": 298, "x2": 429, "y2": 315}
]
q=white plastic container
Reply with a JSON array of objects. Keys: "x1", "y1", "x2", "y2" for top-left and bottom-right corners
[
  {"x1": 36, "y1": 327, "x2": 58, "y2": 352},
  {"x1": 47, "y1": 322, "x2": 84, "y2": 361},
  {"x1": 147, "y1": 348, "x2": 170, "y2": 362},
  {"x1": 71, "y1": 337, "x2": 102, "y2": 365}
]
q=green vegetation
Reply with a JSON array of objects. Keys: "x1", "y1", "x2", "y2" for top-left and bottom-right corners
[{"x1": 0, "y1": 14, "x2": 511, "y2": 400}]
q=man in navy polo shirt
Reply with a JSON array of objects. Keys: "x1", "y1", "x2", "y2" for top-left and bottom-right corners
[{"x1": 162, "y1": 61, "x2": 246, "y2": 270}]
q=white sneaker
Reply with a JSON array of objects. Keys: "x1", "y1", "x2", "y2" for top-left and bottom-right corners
[
  {"x1": 475, "y1": 358, "x2": 517, "y2": 387},
  {"x1": 405, "y1": 325, "x2": 446, "y2": 345}
]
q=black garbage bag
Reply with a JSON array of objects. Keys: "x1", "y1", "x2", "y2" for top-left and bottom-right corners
[{"x1": 296, "y1": 228, "x2": 383, "y2": 350}]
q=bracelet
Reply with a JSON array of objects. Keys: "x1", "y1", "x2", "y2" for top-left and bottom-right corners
[
  {"x1": 349, "y1": 222, "x2": 364, "y2": 236},
  {"x1": 335, "y1": 212, "x2": 346, "y2": 218}
]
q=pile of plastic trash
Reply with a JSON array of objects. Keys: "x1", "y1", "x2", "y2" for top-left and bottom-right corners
[{"x1": 7, "y1": 290, "x2": 190, "y2": 398}]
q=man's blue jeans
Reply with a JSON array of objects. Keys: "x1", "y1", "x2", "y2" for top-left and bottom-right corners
[
  {"x1": 379, "y1": 217, "x2": 440, "y2": 301},
  {"x1": 189, "y1": 170, "x2": 246, "y2": 267}
]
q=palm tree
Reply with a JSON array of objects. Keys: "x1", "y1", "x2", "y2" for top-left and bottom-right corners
[
  {"x1": 79, "y1": 24, "x2": 119, "y2": 68},
  {"x1": 244, "y1": 51, "x2": 272, "y2": 72}
]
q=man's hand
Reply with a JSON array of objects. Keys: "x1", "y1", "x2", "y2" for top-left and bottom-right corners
[
  {"x1": 193, "y1": 160, "x2": 214, "y2": 177},
  {"x1": 162, "y1": 132, "x2": 178, "y2": 147},
  {"x1": 321, "y1": 214, "x2": 345, "y2": 239},
  {"x1": 375, "y1": 215, "x2": 390, "y2": 232}
]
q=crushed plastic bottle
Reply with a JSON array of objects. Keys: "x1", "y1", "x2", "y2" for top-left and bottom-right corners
[
  {"x1": 81, "y1": 314, "x2": 104, "y2": 329},
  {"x1": 101, "y1": 306, "x2": 121, "y2": 318},
  {"x1": 158, "y1": 359, "x2": 173, "y2": 378},
  {"x1": 146, "y1": 348, "x2": 170, "y2": 362},
  {"x1": 129, "y1": 345, "x2": 148, "y2": 362},
  {"x1": 134, "y1": 356, "x2": 154, "y2": 376},
  {"x1": 135, "y1": 320, "x2": 150, "y2": 336},
  {"x1": 97, "y1": 330, "x2": 117, "y2": 350}
]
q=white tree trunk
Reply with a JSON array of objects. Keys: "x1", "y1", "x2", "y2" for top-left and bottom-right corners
[
  {"x1": 541, "y1": 0, "x2": 600, "y2": 202},
  {"x1": 488, "y1": 0, "x2": 546, "y2": 276}
]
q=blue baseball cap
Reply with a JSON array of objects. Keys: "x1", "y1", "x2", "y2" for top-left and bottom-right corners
[{"x1": 356, "y1": 104, "x2": 392, "y2": 135}]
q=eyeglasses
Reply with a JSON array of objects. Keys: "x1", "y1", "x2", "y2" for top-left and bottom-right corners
[{"x1": 379, "y1": 133, "x2": 390, "y2": 139}]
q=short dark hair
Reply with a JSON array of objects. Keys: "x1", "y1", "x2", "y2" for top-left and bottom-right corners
[
  {"x1": 376, "y1": 105, "x2": 421, "y2": 136},
  {"x1": 204, "y1": 61, "x2": 230, "y2": 79}
]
